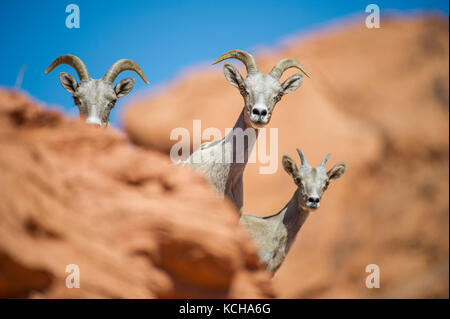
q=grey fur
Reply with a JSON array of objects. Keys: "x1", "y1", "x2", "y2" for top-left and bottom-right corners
[
  {"x1": 239, "y1": 152, "x2": 346, "y2": 274},
  {"x1": 180, "y1": 50, "x2": 308, "y2": 212},
  {"x1": 46, "y1": 54, "x2": 149, "y2": 127}
]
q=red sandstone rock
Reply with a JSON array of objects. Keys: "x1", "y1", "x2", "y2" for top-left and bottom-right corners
[
  {"x1": 124, "y1": 16, "x2": 449, "y2": 298},
  {"x1": 0, "y1": 90, "x2": 275, "y2": 298}
]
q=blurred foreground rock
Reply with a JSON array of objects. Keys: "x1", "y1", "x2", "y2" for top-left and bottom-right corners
[{"x1": 0, "y1": 90, "x2": 275, "y2": 298}]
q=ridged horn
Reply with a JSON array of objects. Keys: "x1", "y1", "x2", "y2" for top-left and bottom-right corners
[
  {"x1": 45, "y1": 54, "x2": 90, "y2": 81},
  {"x1": 321, "y1": 153, "x2": 331, "y2": 167},
  {"x1": 212, "y1": 50, "x2": 259, "y2": 74},
  {"x1": 270, "y1": 58, "x2": 310, "y2": 79},
  {"x1": 297, "y1": 148, "x2": 310, "y2": 167},
  {"x1": 103, "y1": 59, "x2": 149, "y2": 84}
]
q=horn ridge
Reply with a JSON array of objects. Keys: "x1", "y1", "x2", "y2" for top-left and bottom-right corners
[
  {"x1": 321, "y1": 153, "x2": 331, "y2": 167},
  {"x1": 212, "y1": 50, "x2": 259, "y2": 74},
  {"x1": 45, "y1": 54, "x2": 90, "y2": 81},
  {"x1": 103, "y1": 59, "x2": 149, "y2": 84},
  {"x1": 296, "y1": 148, "x2": 310, "y2": 167},
  {"x1": 270, "y1": 58, "x2": 310, "y2": 79}
]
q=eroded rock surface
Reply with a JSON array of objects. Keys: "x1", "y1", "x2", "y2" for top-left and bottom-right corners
[{"x1": 0, "y1": 91, "x2": 275, "y2": 298}]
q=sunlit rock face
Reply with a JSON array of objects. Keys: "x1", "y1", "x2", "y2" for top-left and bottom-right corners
[{"x1": 124, "y1": 16, "x2": 449, "y2": 298}]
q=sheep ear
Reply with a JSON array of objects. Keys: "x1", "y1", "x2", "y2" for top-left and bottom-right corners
[
  {"x1": 282, "y1": 155, "x2": 299, "y2": 178},
  {"x1": 114, "y1": 78, "x2": 135, "y2": 98},
  {"x1": 281, "y1": 73, "x2": 304, "y2": 94},
  {"x1": 59, "y1": 72, "x2": 78, "y2": 94},
  {"x1": 327, "y1": 163, "x2": 347, "y2": 181},
  {"x1": 223, "y1": 64, "x2": 245, "y2": 89}
]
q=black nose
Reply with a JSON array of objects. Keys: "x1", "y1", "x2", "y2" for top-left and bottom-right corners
[
  {"x1": 252, "y1": 107, "x2": 268, "y2": 116},
  {"x1": 308, "y1": 197, "x2": 320, "y2": 204}
]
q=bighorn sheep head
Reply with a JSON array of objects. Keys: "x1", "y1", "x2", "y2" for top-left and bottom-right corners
[
  {"x1": 283, "y1": 149, "x2": 346, "y2": 210},
  {"x1": 45, "y1": 54, "x2": 149, "y2": 126},
  {"x1": 213, "y1": 50, "x2": 310, "y2": 129}
]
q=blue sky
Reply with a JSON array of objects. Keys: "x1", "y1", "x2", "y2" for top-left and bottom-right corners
[{"x1": 0, "y1": 0, "x2": 448, "y2": 127}]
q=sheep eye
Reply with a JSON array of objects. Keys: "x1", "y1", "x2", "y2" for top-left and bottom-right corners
[
  {"x1": 274, "y1": 92, "x2": 283, "y2": 102},
  {"x1": 294, "y1": 176, "x2": 302, "y2": 185},
  {"x1": 239, "y1": 87, "x2": 248, "y2": 96},
  {"x1": 108, "y1": 100, "x2": 117, "y2": 109},
  {"x1": 73, "y1": 97, "x2": 81, "y2": 106}
]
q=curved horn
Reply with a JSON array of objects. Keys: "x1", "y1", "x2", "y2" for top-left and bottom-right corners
[
  {"x1": 296, "y1": 148, "x2": 310, "y2": 167},
  {"x1": 321, "y1": 153, "x2": 331, "y2": 167},
  {"x1": 270, "y1": 58, "x2": 310, "y2": 79},
  {"x1": 212, "y1": 50, "x2": 259, "y2": 75},
  {"x1": 45, "y1": 54, "x2": 90, "y2": 81},
  {"x1": 103, "y1": 59, "x2": 149, "y2": 84}
]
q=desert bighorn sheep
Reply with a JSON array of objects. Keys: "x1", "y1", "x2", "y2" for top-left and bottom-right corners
[
  {"x1": 239, "y1": 149, "x2": 346, "y2": 274},
  {"x1": 181, "y1": 50, "x2": 310, "y2": 212},
  {"x1": 45, "y1": 54, "x2": 149, "y2": 126}
]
